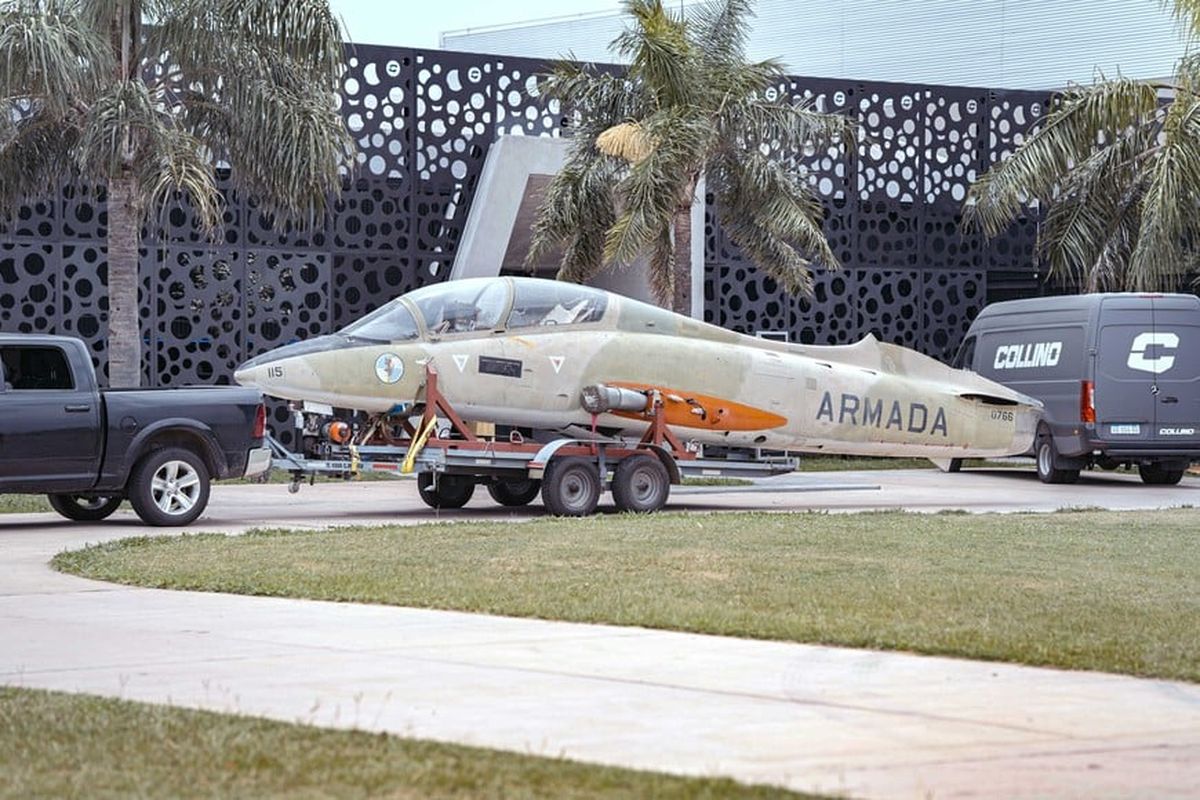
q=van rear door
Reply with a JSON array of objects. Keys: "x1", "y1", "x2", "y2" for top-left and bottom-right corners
[
  {"x1": 1144, "y1": 298, "x2": 1200, "y2": 447},
  {"x1": 1095, "y1": 298, "x2": 1158, "y2": 444}
]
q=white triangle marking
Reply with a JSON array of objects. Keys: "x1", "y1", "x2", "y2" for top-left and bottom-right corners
[
  {"x1": 549, "y1": 356, "x2": 565, "y2": 374},
  {"x1": 452, "y1": 354, "x2": 469, "y2": 373}
]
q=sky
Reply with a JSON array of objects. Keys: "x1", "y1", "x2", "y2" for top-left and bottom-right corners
[{"x1": 329, "y1": 0, "x2": 626, "y2": 49}]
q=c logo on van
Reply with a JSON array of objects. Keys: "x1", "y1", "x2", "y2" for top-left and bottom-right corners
[{"x1": 1127, "y1": 332, "x2": 1179, "y2": 374}]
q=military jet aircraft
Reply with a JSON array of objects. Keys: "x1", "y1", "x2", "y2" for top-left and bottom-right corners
[{"x1": 234, "y1": 276, "x2": 1041, "y2": 462}]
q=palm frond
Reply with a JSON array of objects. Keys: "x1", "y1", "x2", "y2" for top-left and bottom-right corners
[
  {"x1": 612, "y1": 0, "x2": 693, "y2": 109},
  {"x1": 720, "y1": 215, "x2": 815, "y2": 296},
  {"x1": 145, "y1": 0, "x2": 352, "y2": 225},
  {"x1": 0, "y1": 0, "x2": 110, "y2": 113},
  {"x1": 723, "y1": 95, "x2": 856, "y2": 154},
  {"x1": 647, "y1": 224, "x2": 675, "y2": 304},
  {"x1": 528, "y1": 151, "x2": 618, "y2": 283},
  {"x1": 0, "y1": 108, "x2": 80, "y2": 215},
  {"x1": 1038, "y1": 132, "x2": 1145, "y2": 290},
  {"x1": 530, "y1": 0, "x2": 845, "y2": 307},
  {"x1": 138, "y1": 124, "x2": 222, "y2": 235},
  {"x1": 604, "y1": 110, "x2": 709, "y2": 265},
  {"x1": 219, "y1": 76, "x2": 350, "y2": 223},
  {"x1": 1164, "y1": 0, "x2": 1200, "y2": 41},
  {"x1": 715, "y1": 149, "x2": 833, "y2": 294},
  {"x1": 538, "y1": 61, "x2": 643, "y2": 123},
  {"x1": 75, "y1": 79, "x2": 159, "y2": 175},
  {"x1": 966, "y1": 77, "x2": 1160, "y2": 238},
  {"x1": 692, "y1": 0, "x2": 755, "y2": 68},
  {"x1": 212, "y1": 0, "x2": 343, "y2": 81},
  {"x1": 1126, "y1": 96, "x2": 1200, "y2": 290}
]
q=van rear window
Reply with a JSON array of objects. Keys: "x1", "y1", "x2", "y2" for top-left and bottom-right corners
[{"x1": 1098, "y1": 323, "x2": 1200, "y2": 382}]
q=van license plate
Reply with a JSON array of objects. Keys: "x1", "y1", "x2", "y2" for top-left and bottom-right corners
[{"x1": 1110, "y1": 424, "x2": 1141, "y2": 435}]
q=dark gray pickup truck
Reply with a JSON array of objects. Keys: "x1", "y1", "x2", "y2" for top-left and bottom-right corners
[{"x1": 0, "y1": 334, "x2": 271, "y2": 525}]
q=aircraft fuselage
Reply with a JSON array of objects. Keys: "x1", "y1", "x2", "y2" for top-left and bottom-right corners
[{"x1": 235, "y1": 277, "x2": 1040, "y2": 459}]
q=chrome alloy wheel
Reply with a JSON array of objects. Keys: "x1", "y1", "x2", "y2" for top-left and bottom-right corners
[
  {"x1": 1037, "y1": 441, "x2": 1052, "y2": 477},
  {"x1": 150, "y1": 460, "x2": 202, "y2": 516}
]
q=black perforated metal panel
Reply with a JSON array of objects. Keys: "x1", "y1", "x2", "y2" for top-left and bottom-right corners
[{"x1": 0, "y1": 49, "x2": 1047, "y2": 397}]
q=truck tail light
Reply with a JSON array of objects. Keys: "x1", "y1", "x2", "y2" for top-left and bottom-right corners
[
  {"x1": 1080, "y1": 380, "x2": 1096, "y2": 424},
  {"x1": 253, "y1": 403, "x2": 266, "y2": 439}
]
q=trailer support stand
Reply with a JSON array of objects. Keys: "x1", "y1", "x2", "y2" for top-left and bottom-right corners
[{"x1": 419, "y1": 366, "x2": 477, "y2": 443}]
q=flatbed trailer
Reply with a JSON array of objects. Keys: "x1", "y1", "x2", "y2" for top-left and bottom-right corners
[{"x1": 265, "y1": 365, "x2": 797, "y2": 516}]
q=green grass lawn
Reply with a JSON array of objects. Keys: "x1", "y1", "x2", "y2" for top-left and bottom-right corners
[
  {"x1": 55, "y1": 509, "x2": 1200, "y2": 682},
  {"x1": 0, "y1": 494, "x2": 52, "y2": 514},
  {"x1": 0, "y1": 687, "x2": 806, "y2": 800}
]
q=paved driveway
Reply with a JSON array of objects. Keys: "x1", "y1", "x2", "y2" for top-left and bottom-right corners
[
  {"x1": 4, "y1": 466, "x2": 1199, "y2": 539},
  {"x1": 2, "y1": 469, "x2": 1199, "y2": 798}
]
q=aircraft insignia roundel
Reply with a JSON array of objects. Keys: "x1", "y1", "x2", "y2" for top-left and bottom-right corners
[{"x1": 374, "y1": 353, "x2": 404, "y2": 384}]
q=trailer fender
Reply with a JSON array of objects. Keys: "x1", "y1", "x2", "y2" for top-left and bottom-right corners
[
  {"x1": 527, "y1": 439, "x2": 577, "y2": 479},
  {"x1": 527, "y1": 440, "x2": 681, "y2": 484},
  {"x1": 639, "y1": 444, "x2": 682, "y2": 485}
]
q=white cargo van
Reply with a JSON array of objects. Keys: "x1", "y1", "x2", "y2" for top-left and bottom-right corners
[{"x1": 954, "y1": 293, "x2": 1200, "y2": 484}]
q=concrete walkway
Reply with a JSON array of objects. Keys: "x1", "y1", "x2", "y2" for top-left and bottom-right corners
[{"x1": 2, "y1": 471, "x2": 1199, "y2": 798}]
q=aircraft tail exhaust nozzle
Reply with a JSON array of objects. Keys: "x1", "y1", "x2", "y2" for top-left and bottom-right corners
[{"x1": 581, "y1": 384, "x2": 651, "y2": 414}]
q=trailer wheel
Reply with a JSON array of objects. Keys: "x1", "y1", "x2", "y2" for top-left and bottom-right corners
[
  {"x1": 1139, "y1": 463, "x2": 1185, "y2": 485},
  {"x1": 47, "y1": 494, "x2": 123, "y2": 522},
  {"x1": 487, "y1": 478, "x2": 541, "y2": 507},
  {"x1": 541, "y1": 457, "x2": 601, "y2": 517},
  {"x1": 612, "y1": 454, "x2": 670, "y2": 513},
  {"x1": 1035, "y1": 427, "x2": 1079, "y2": 485},
  {"x1": 417, "y1": 473, "x2": 475, "y2": 509},
  {"x1": 127, "y1": 447, "x2": 211, "y2": 526}
]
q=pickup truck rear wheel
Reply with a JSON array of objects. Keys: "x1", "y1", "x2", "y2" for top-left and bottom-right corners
[
  {"x1": 128, "y1": 447, "x2": 211, "y2": 526},
  {"x1": 486, "y1": 478, "x2": 541, "y2": 507},
  {"x1": 417, "y1": 473, "x2": 475, "y2": 509},
  {"x1": 47, "y1": 494, "x2": 123, "y2": 522}
]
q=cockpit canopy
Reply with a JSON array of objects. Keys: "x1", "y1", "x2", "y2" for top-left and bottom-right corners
[{"x1": 338, "y1": 277, "x2": 610, "y2": 343}]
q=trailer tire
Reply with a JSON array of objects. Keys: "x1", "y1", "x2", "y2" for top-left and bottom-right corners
[
  {"x1": 487, "y1": 478, "x2": 541, "y2": 507},
  {"x1": 1139, "y1": 463, "x2": 1185, "y2": 485},
  {"x1": 417, "y1": 473, "x2": 475, "y2": 509},
  {"x1": 612, "y1": 454, "x2": 670, "y2": 513},
  {"x1": 47, "y1": 494, "x2": 123, "y2": 522},
  {"x1": 541, "y1": 457, "x2": 601, "y2": 517},
  {"x1": 127, "y1": 447, "x2": 211, "y2": 526}
]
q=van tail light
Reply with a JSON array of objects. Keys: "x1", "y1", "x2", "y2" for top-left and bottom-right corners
[
  {"x1": 1080, "y1": 380, "x2": 1096, "y2": 424},
  {"x1": 253, "y1": 403, "x2": 266, "y2": 439}
]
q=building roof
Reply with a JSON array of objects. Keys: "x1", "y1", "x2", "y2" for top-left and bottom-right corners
[{"x1": 443, "y1": 0, "x2": 1188, "y2": 91}]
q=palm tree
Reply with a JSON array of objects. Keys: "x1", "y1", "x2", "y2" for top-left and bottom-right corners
[
  {"x1": 527, "y1": 0, "x2": 854, "y2": 314},
  {"x1": 966, "y1": 0, "x2": 1200, "y2": 293},
  {"x1": 0, "y1": 0, "x2": 351, "y2": 386}
]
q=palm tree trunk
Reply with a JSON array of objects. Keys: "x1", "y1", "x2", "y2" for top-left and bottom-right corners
[
  {"x1": 672, "y1": 205, "x2": 692, "y2": 316},
  {"x1": 107, "y1": 176, "x2": 143, "y2": 387}
]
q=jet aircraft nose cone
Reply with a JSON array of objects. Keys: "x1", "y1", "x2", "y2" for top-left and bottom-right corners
[
  {"x1": 233, "y1": 364, "x2": 258, "y2": 387},
  {"x1": 234, "y1": 335, "x2": 348, "y2": 388}
]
